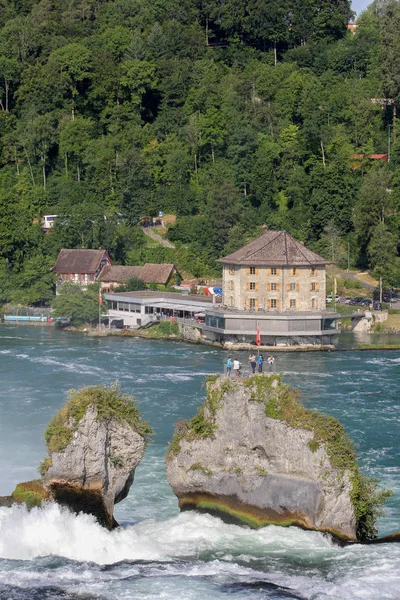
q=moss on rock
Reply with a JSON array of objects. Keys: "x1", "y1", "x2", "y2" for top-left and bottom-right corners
[
  {"x1": 11, "y1": 480, "x2": 48, "y2": 508},
  {"x1": 44, "y1": 382, "x2": 153, "y2": 455}
]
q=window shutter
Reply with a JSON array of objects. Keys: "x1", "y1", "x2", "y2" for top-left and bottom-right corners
[
  {"x1": 310, "y1": 283, "x2": 313, "y2": 292},
  {"x1": 246, "y1": 282, "x2": 249, "y2": 291},
  {"x1": 276, "y1": 283, "x2": 280, "y2": 292},
  {"x1": 276, "y1": 299, "x2": 281, "y2": 309},
  {"x1": 276, "y1": 268, "x2": 280, "y2": 276},
  {"x1": 316, "y1": 282, "x2": 319, "y2": 292},
  {"x1": 296, "y1": 283, "x2": 299, "y2": 292},
  {"x1": 287, "y1": 299, "x2": 291, "y2": 309},
  {"x1": 255, "y1": 282, "x2": 259, "y2": 291},
  {"x1": 246, "y1": 267, "x2": 250, "y2": 275},
  {"x1": 246, "y1": 299, "x2": 250, "y2": 309},
  {"x1": 290, "y1": 268, "x2": 294, "y2": 276},
  {"x1": 267, "y1": 268, "x2": 271, "y2": 276},
  {"x1": 315, "y1": 268, "x2": 318, "y2": 276},
  {"x1": 267, "y1": 282, "x2": 271, "y2": 292},
  {"x1": 286, "y1": 283, "x2": 290, "y2": 292},
  {"x1": 267, "y1": 299, "x2": 271, "y2": 309},
  {"x1": 255, "y1": 299, "x2": 259, "y2": 311},
  {"x1": 255, "y1": 267, "x2": 259, "y2": 275}
]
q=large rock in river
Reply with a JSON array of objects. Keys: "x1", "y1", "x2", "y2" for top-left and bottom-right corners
[
  {"x1": 166, "y1": 374, "x2": 385, "y2": 543},
  {"x1": 41, "y1": 384, "x2": 152, "y2": 529}
]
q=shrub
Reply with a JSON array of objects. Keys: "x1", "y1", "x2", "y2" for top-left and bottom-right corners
[{"x1": 44, "y1": 382, "x2": 153, "y2": 455}]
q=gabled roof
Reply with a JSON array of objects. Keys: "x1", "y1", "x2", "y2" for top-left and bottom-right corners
[
  {"x1": 217, "y1": 230, "x2": 327, "y2": 266},
  {"x1": 101, "y1": 263, "x2": 175, "y2": 285},
  {"x1": 52, "y1": 249, "x2": 110, "y2": 274}
]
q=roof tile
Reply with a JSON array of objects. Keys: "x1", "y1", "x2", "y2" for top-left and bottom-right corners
[{"x1": 217, "y1": 230, "x2": 326, "y2": 266}]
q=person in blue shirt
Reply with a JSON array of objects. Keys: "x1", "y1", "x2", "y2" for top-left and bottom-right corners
[
  {"x1": 226, "y1": 357, "x2": 232, "y2": 377},
  {"x1": 257, "y1": 354, "x2": 264, "y2": 373}
]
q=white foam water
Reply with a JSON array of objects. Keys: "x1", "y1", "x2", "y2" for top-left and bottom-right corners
[
  {"x1": 1, "y1": 504, "x2": 400, "y2": 599},
  {"x1": 1, "y1": 327, "x2": 400, "y2": 599}
]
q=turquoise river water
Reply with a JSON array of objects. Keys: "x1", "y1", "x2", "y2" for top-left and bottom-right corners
[{"x1": 0, "y1": 326, "x2": 400, "y2": 599}]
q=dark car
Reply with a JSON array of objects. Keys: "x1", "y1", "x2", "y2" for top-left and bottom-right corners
[
  {"x1": 372, "y1": 301, "x2": 382, "y2": 311},
  {"x1": 359, "y1": 299, "x2": 372, "y2": 307},
  {"x1": 349, "y1": 297, "x2": 363, "y2": 305}
]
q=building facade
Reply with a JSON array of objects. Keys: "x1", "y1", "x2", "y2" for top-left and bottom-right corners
[
  {"x1": 218, "y1": 230, "x2": 326, "y2": 312},
  {"x1": 52, "y1": 249, "x2": 111, "y2": 289}
]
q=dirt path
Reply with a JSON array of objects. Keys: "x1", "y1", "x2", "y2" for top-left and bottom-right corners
[{"x1": 143, "y1": 227, "x2": 175, "y2": 248}]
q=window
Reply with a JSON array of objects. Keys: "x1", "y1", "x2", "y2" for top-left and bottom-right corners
[
  {"x1": 250, "y1": 267, "x2": 256, "y2": 275},
  {"x1": 271, "y1": 299, "x2": 277, "y2": 308},
  {"x1": 311, "y1": 282, "x2": 316, "y2": 291},
  {"x1": 290, "y1": 282, "x2": 296, "y2": 291},
  {"x1": 249, "y1": 298, "x2": 256, "y2": 309},
  {"x1": 290, "y1": 268, "x2": 298, "y2": 276},
  {"x1": 312, "y1": 298, "x2": 318, "y2": 309},
  {"x1": 290, "y1": 299, "x2": 297, "y2": 309},
  {"x1": 229, "y1": 280, "x2": 234, "y2": 291},
  {"x1": 250, "y1": 282, "x2": 256, "y2": 290},
  {"x1": 229, "y1": 266, "x2": 235, "y2": 275},
  {"x1": 311, "y1": 267, "x2": 316, "y2": 276},
  {"x1": 271, "y1": 282, "x2": 277, "y2": 291},
  {"x1": 271, "y1": 268, "x2": 277, "y2": 275}
]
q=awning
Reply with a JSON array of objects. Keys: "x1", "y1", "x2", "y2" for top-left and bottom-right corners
[{"x1": 194, "y1": 312, "x2": 205, "y2": 317}]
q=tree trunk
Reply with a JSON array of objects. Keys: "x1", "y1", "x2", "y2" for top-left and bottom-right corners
[
  {"x1": 15, "y1": 145, "x2": 19, "y2": 175},
  {"x1": 274, "y1": 41, "x2": 277, "y2": 67},
  {"x1": 65, "y1": 153, "x2": 68, "y2": 177},
  {"x1": 77, "y1": 163, "x2": 81, "y2": 182},
  {"x1": 211, "y1": 144, "x2": 215, "y2": 163},
  {"x1": 24, "y1": 146, "x2": 35, "y2": 186},
  {"x1": 320, "y1": 139, "x2": 326, "y2": 168},
  {"x1": 5, "y1": 78, "x2": 8, "y2": 112},
  {"x1": 393, "y1": 104, "x2": 397, "y2": 143},
  {"x1": 205, "y1": 15, "x2": 208, "y2": 45},
  {"x1": 379, "y1": 274, "x2": 383, "y2": 303},
  {"x1": 42, "y1": 159, "x2": 46, "y2": 190}
]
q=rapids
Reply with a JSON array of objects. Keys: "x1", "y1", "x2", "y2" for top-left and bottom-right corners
[{"x1": 0, "y1": 326, "x2": 399, "y2": 599}]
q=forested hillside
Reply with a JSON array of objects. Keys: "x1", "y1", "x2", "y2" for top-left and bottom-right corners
[{"x1": 0, "y1": 0, "x2": 399, "y2": 304}]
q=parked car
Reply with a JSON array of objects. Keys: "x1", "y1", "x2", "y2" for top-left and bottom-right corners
[
  {"x1": 359, "y1": 299, "x2": 372, "y2": 307},
  {"x1": 349, "y1": 297, "x2": 363, "y2": 305},
  {"x1": 343, "y1": 297, "x2": 352, "y2": 304},
  {"x1": 326, "y1": 295, "x2": 340, "y2": 303},
  {"x1": 372, "y1": 301, "x2": 382, "y2": 311}
]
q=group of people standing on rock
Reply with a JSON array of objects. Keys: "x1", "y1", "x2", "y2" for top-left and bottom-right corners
[{"x1": 226, "y1": 353, "x2": 275, "y2": 378}]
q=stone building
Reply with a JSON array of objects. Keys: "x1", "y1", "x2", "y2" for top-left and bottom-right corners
[{"x1": 217, "y1": 230, "x2": 326, "y2": 312}]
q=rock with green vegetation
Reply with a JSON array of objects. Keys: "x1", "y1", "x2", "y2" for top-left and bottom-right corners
[
  {"x1": 41, "y1": 383, "x2": 152, "y2": 529},
  {"x1": 0, "y1": 480, "x2": 48, "y2": 508},
  {"x1": 166, "y1": 374, "x2": 391, "y2": 543}
]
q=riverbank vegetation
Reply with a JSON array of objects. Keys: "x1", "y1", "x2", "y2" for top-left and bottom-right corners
[{"x1": 0, "y1": 0, "x2": 399, "y2": 305}]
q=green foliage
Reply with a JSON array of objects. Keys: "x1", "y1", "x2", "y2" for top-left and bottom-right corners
[
  {"x1": 155, "y1": 320, "x2": 180, "y2": 336},
  {"x1": 256, "y1": 466, "x2": 268, "y2": 477},
  {"x1": 188, "y1": 462, "x2": 213, "y2": 476},
  {"x1": 351, "y1": 474, "x2": 393, "y2": 541},
  {"x1": 11, "y1": 480, "x2": 48, "y2": 508},
  {"x1": 44, "y1": 382, "x2": 153, "y2": 455},
  {"x1": 117, "y1": 276, "x2": 146, "y2": 292},
  {"x1": 51, "y1": 282, "x2": 103, "y2": 326},
  {"x1": 0, "y1": 0, "x2": 397, "y2": 289}
]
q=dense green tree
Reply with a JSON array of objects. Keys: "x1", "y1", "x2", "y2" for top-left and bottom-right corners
[{"x1": 52, "y1": 282, "x2": 104, "y2": 326}]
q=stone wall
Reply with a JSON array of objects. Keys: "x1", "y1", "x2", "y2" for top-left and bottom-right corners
[{"x1": 223, "y1": 265, "x2": 326, "y2": 311}]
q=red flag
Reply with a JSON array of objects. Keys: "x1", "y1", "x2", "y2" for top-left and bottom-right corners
[
  {"x1": 255, "y1": 325, "x2": 261, "y2": 346},
  {"x1": 99, "y1": 290, "x2": 103, "y2": 306}
]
